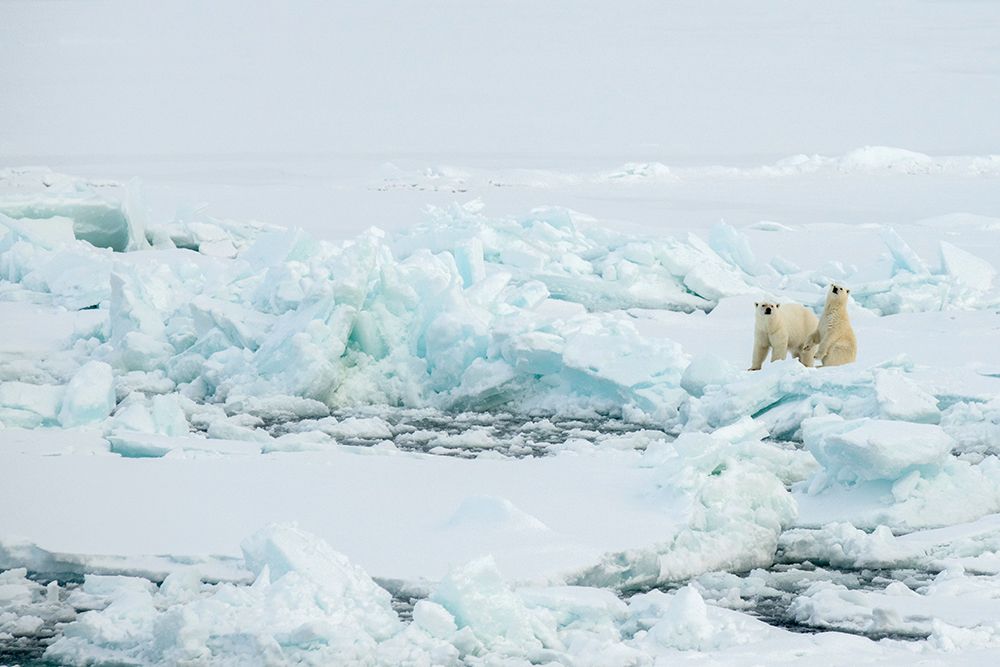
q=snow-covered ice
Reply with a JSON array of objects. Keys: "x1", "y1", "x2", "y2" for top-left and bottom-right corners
[
  {"x1": 4, "y1": 164, "x2": 1000, "y2": 663},
  {"x1": 5, "y1": 162, "x2": 1000, "y2": 663}
]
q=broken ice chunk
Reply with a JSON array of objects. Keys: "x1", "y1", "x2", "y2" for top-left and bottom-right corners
[
  {"x1": 709, "y1": 222, "x2": 768, "y2": 277},
  {"x1": 804, "y1": 416, "x2": 954, "y2": 484},
  {"x1": 0, "y1": 381, "x2": 64, "y2": 426},
  {"x1": 939, "y1": 241, "x2": 996, "y2": 292},
  {"x1": 880, "y1": 227, "x2": 929, "y2": 275},
  {"x1": 874, "y1": 369, "x2": 941, "y2": 424},
  {"x1": 681, "y1": 353, "x2": 737, "y2": 398},
  {"x1": 0, "y1": 181, "x2": 147, "y2": 252},
  {"x1": 58, "y1": 361, "x2": 116, "y2": 427}
]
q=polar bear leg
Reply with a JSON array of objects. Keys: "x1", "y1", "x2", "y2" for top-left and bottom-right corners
[
  {"x1": 815, "y1": 336, "x2": 830, "y2": 362},
  {"x1": 769, "y1": 333, "x2": 788, "y2": 362},
  {"x1": 821, "y1": 341, "x2": 855, "y2": 367},
  {"x1": 750, "y1": 341, "x2": 769, "y2": 371}
]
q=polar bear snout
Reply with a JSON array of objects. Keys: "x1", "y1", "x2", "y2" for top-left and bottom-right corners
[{"x1": 764, "y1": 306, "x2": 772, "y2": 314}]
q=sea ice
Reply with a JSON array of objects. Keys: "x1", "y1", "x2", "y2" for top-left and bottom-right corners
[
  {"x1": 443, "y1": 496, "x2": 549, "y2": 533},
  {"x1": 4, "y1": 167, "x2": 1000, "y2": 664},
  {"x1": 939, "y1": 240, "x2": 996, "y2": 292},
  {"x1": 874, "y1": 369, "x2": 941, "y2": 424},
  {"x1": 44, "y1": 527, "x2": 396, "y2": 664},
  {"x1": 709, "y1": 222, "x2": 770, "y2": 277},
  {"x1": 0, "y1": 213, "x2": 76, "y2": 251},
  {"x1": 0, "y1": 381, "x2": 64, "y2": 427},
  {"x1": 796, "y1": 455, "x2": 1000, "y2": 532},
  {"x1": 430, "y1": 555, "x2": 552, "y2": 654},
  {"x1": 788, "y1": 566, "x2": 1000, "y2": 640},
  {"x1": 8, "y1": 170, "x2": 993, "y2": 432},
  {"x1": 803, "y1": 416, "x2": 954, "y2": 485},
  {"x1": 574, "y1": 419, "x2": 799, "y2": 588},
  {"x1": 0, "y1": 178, "x2": 147, "y2": 252},
  {"x1": 778, "y1": 523, "x2": 914, "y2": 570},
  {"x1": 680, "y1": 353, "x2": 738, "y2": 398},
  {"x1": 206, "y1": 416, "x2": 274, "y2": 444},
  {"x1": 833, "y1": 146, "x2": 939, "y2": 175},
  {"x1": 58, "y1": 361, "x2": 115, "y2": 427},
  {"x1": 319, "y1": 416, "x2": 393, "y2": 440},
  {"x1": 630, "y1": 586, "x2": 770, "y2": 652},
  {"x1": 431, "y1": 428, "x2": 499, "y2": 449},
  {"x1": 144, "y1": 394, "x2": 189, "y2": 436},
  {"x1": 2, "y1": 519, "x2": 984, "y2": 665}
]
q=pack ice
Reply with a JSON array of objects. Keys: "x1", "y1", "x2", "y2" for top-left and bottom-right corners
[
  {"x1": 4, "y1": 167, "x2": 1000, "y2": 663},
  {"x1": 30, "y1": 524, "x2": 949, "y2": 666},
  {"x1": 3, "y1": 168, "x2": 997, "y2": 425}
]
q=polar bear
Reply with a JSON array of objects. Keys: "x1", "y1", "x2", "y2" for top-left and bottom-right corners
[
  {"x1": 809, "y1": 283, "x2": 857, "y2": 367},
  {"x1": 749, "y1": 301, "x2": 819, "y2": 370}
]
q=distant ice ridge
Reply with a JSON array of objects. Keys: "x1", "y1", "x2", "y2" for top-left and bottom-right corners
[
  {"x1": 380, "y1": 147, "x2": 1000, "y2": 191},
  {"x1": 2, "y1": 168, "x2": 998, "y2": 432},
  {"x1": 601, "y1": 147, "x2": 1000, "y2": 181}
]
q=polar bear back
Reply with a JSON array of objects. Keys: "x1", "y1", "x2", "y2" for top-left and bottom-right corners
[{"x1": 774, "y1": 303, "x2": 819, "y2": 349}]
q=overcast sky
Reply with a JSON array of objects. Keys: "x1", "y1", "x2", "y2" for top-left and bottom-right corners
[{"x1": 3, "y1": 1, "x2": 999, "y2": 162}]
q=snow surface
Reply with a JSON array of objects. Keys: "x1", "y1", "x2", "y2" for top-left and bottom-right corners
[{"x1": 4, "y1": 1, "x2": 1000, "y2": 663}]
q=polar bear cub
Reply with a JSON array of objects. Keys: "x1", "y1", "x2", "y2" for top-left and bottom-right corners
[
  {"x1": 750, "y1": 300, "x2": 819, "y2": 370},
  {"x1": 810, "y1": 283, "x2": 857, "y2": 367}
]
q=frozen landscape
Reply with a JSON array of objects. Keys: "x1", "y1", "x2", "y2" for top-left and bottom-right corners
[{"x1": 4, "y1": 1, "x2": 1000, "y2": 665}]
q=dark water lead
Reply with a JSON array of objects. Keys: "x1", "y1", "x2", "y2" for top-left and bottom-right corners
[
  {"x1": 261, "y1": 407, "x2": 672, "y2": 459},
  {"x1": 0, "y1": 574, "x2": 84, "y2": 667}
]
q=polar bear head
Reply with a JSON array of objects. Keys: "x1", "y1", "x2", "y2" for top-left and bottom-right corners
[
  {"x1": 754, "y1": 301, "x2": 780, "y2": 318},
  {"x1": 826, "y1": 284, "x2": 851, "y2": 309}
]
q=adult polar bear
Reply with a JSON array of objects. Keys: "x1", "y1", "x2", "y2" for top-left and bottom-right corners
[
  {"x1": 749, "y1": 300, "x2": 819, "y2": 370},
  {"x1": 811, "y1": 283, "x2": 857, "y2": 367}
]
